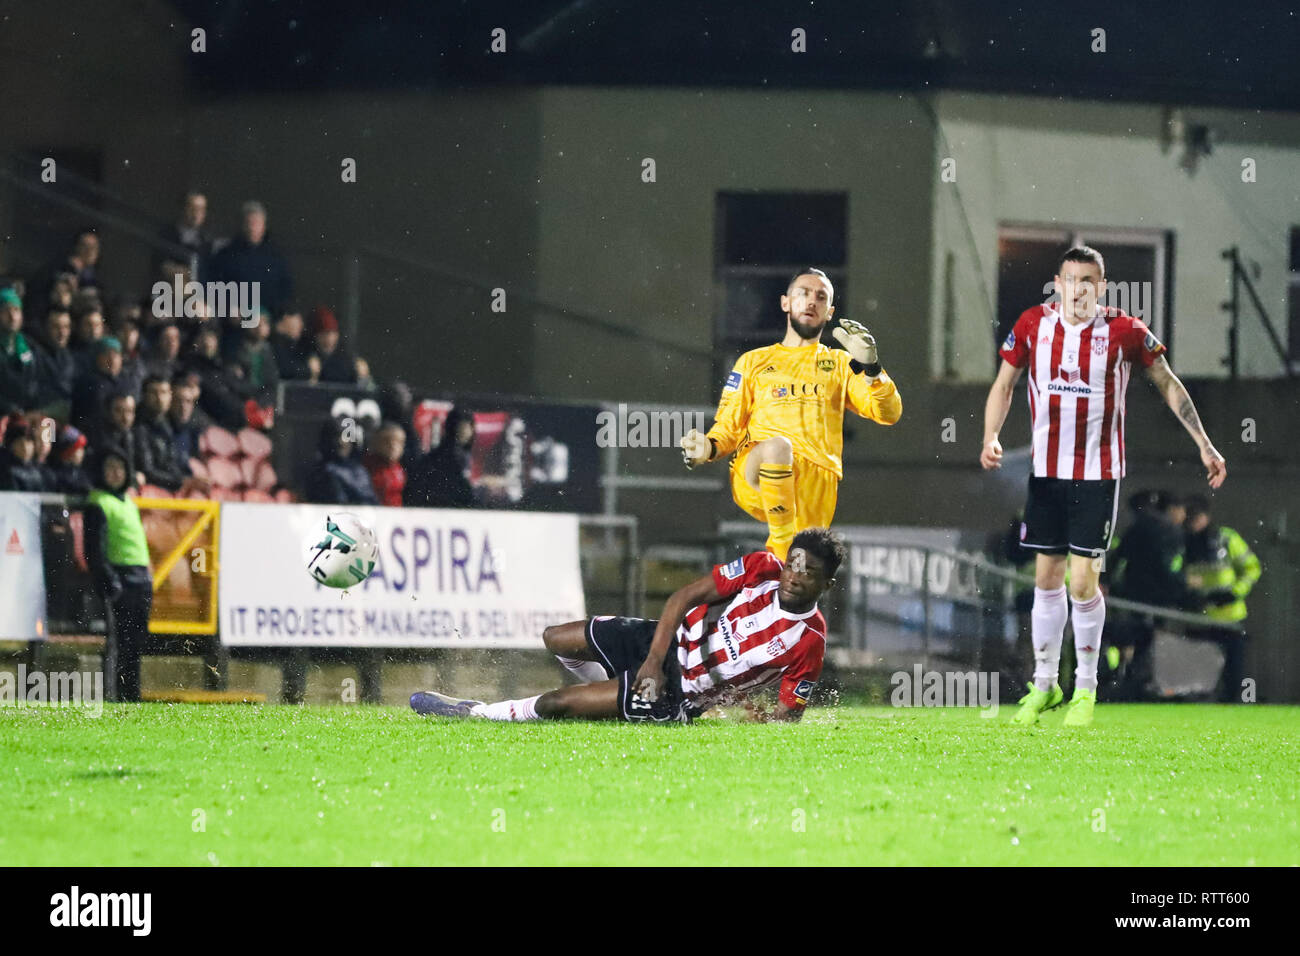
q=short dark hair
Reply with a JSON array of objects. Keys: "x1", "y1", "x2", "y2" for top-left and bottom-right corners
[
  {"x1": 790, "y1": 527, "x2": 847, "y2": 579},
  {"x1": 1059, "y1": 245, "x2": 1105, "y2": 278},
  {"x1": 142, "y1": 374, "x2": 169, "y2": 391},
  {"x1": 1184, "y1": 494, "x2": 1211, "y2": 519},
  {"x1": 786, "y1": 268, "x2": 833, "y2": 295}
]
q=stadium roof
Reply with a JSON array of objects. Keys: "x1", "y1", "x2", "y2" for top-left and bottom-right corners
[{"x1": 171, "y1": 0, "x2": 1300, "y2": 111}]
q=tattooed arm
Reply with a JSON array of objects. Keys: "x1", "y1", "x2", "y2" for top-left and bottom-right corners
[{"x1": 1146, "y1": 356, "x2": 1227, "y2": 488}]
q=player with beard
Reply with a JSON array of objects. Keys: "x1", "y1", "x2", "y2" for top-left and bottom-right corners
[{"x1": 679, "y1": 269, "x2": 901, "y2": 558}]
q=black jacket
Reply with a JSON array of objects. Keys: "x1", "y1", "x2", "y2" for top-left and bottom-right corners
[
  {"x1": 0, "y1": 448, "x2": 49, "y2": 491},
  {"x1": 207, "y1": 236, "x2": 293, "y2": 315},
  {"x1": 0, "y1": 331, "x2": 40, "y2": 415},
  {"x1": 134, "y1": 414, "x2": 187, "y2": 491}
]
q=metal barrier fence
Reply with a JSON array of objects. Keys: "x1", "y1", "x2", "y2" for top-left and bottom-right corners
[
  {"x1": 713, "y1": 522, "x2": 1254, "y2": 699},
  {"x1": 32, "y1": 494, "x2": 639, "y2": 641}
]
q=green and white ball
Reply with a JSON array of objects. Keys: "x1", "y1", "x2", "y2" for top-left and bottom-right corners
[{"x1": 303, "y1": 512, "x2": 379, "y2": 589}]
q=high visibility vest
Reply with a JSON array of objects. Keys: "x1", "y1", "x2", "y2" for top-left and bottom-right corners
[
  {"x1": 87, "y1": 488, "x2": 151, "y2": 568},
  {"x1": 1184, "y1": 526, "x2": 1260, "y2": 624}
]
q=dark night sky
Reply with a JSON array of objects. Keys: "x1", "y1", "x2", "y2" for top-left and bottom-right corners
[{"x1": 169, "y1": 0, "x2": 1300, "y2": 110}]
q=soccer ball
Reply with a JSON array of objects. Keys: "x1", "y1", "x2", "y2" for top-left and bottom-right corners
[{"x1": 303, "y1": 512, "x2": 379, "y2": 589}]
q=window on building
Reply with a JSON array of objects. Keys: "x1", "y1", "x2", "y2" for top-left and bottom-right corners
[{"x1": 996, "y1": 224, "x2": 1171, "y2": 368}]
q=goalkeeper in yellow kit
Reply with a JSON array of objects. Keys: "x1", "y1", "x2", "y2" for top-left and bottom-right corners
[{"x1": 680, "y1": 269, "x2": 902, "y2": 559}]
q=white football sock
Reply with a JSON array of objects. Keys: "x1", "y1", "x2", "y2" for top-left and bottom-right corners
[
  {"x1": 1031, "y1": 585, "x2": 1069, "y2": 692},
  {"x1": 1071, "y1": 591, "x2": 1105, "y2": 691},
  {"x1": 556, "y1": 655, "x2": 607, "y2": 684},
  {"x1": 470, "y1": 696, "x2": 542, "y2": 721}
]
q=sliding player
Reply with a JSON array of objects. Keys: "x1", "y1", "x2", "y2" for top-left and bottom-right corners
[
  {"x1": 680, "y1": 269, "x2": 901, "y2": 559},
  {"x1": 981, "y1": 246, "x2": 1227, "y2": 726},
  {"x1": 410, "y1": 528, "x2": 845, "y2": 724}
]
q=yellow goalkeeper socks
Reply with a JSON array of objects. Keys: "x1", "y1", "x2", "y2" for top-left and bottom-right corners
[{"x1": 758, "y1": 464, "x2": 797, "y2": 561}]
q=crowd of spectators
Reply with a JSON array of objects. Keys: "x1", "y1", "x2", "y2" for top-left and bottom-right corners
[{"x1": 0, "y1": 194, "x2": 404, "y2": 501}]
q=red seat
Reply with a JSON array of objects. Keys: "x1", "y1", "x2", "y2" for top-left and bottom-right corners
[
  {"x1": 200, "y1": 426, "x2": 240, "y2": 459},
  {"x1": 138, "y1": 484, "x2": 173, "y2": 499},
  {"x1": 274, "y1": 488, "x2": 295, "y2": 504},
  {"x1": 238, "y1": 427, "x2": 273, "y2": 462},
  {"x1": 209, "y1": 486, "x2": 241, "y2": 501},
  {"x1": 253, "y1": 459, "x2": 277, "y2": 492},
  {"x1": 242, "y1": 488, "x2": 274, "y2": 503},
  {"x1": 205, "y1": 456, "x2": 243, "y2": 490},
  {"x1": 189, "y1": 457, "x2": 210, "y2": 481},
  {"x1": 238, "y1": 457, "x2": 259, "y2": 488}
]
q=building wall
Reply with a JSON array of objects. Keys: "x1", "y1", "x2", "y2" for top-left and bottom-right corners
[
  {"x1": 186, "y1": 90, "x2": 544, "y2": 394},
  {"x1": 930, "y1": 92, "x2": 1300, "y2": 382},
  {"x1": 532, "y1": 86, "x2": 938, "y2": 405},
  {"x1": 0, "y1": 0, "x2": 189, "y2": 293}
]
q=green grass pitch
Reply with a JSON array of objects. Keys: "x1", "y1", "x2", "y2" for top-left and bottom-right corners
[{"x1": 3, "y1": 703, "x2": 1297, "y2": 866}]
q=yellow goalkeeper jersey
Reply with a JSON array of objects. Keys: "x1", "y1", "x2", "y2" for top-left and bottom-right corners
[{"x1": 706, "y1": 342, "x2": 902, "y2": 479}]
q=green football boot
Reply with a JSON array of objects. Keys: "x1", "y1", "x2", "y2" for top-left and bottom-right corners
[
  {"x1": 1063, "y1": 687, "x2": 1097, "y2": 727},
  {"x1": 1013, "y1": 683, "x2": 1063, "y2": 725}
]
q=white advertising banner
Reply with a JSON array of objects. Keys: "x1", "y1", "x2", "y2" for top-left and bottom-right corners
[
  {"x1": 218, "y1": 503, "x2": 586, "y2": 647},
  {"x1": 0, "y1": 493, "x2": 46, "y2": 640}
]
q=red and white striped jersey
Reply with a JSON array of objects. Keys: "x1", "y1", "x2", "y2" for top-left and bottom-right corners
[
  {"x1": 1000, "y1": 304, "x2": 1166, "y2": 480},
  {"x1": 676, "y1": 551, "x2": 826, "y2": 712}
]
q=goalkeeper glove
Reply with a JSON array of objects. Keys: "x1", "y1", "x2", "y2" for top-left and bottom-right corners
[
  {"x1": 832, "y1": 318, "x2": 881, "y2": 375},
  {"x1": 680, "y1": 428, "x2": 713, "y2": 469}
]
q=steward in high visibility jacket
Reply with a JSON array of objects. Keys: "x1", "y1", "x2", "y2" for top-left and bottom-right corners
[
  {"x1": 84, "y1": 445, "x2": 152, "y2": 702},
  {"x1": 1183, "y1": 501, "x2": 1260, "y2": 625}
]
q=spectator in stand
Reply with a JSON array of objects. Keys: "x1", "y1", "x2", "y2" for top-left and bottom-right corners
[
  {"x1": 307, "y1": 306, "x2": 357, "y2": 384},
  {"x1": 100, "y1": 392, "x2": 146, "y2": 490},
  {"x1": 306, "y1": 417, "x2": 378, "y2": 505},
  {"x1": 0, "y1": 286, "x2": 40, "y2": 417},
  {"x1": 70, "y1": 305, "x2": 106, "y2": 379},
  {"x1": 270, "y1": 307, "x2": 311, "y2": 380},
  {"x1": 26, "y1": 412, "x2": 58, "y2": 490},
  {"x1": 50, "y1": 425, "x2": 92, "y2": 495},
  {"x1": 168, "y1": 371, "x2": 213, "y2": 471},
  {"x1": 0, "y1": 419, "x2": 48, "y2": 491},
  {"x1": 116, "y1": 316, "x2": 146, "y2": 400},
  {"x1": 134, "y1": 375, "x2": 189, "y2": 493},
  {"x1": 406, "y1": 407, "x2": 476, "y2": 509},
  {"x1": 207, "y1": 200, "x2": 293, "y2": 315},
  {"x1": 83, "y1": 446, "x2": 152, "y2": 702},
  {"x1": 33, "y1": 307, "x2": 77, "y2": 417},
  {"x1": 156, "y1": 191, "x2": 214, "y2": 280},
  {"x1": 50, "y1": 229, "x2": 103, "y2": 298},
  {"x1": 224, "y1": 307, "x2": 281, "y2": 405},
  {"x1": 363, "y1": 421, "x2": 407, "y2": 507},
  {"x1": 144, "y1": 320, "x2": 183, "y2": 382},
  {"x1": 355, "y1": 356, "x2": 376, "y2": 391},
  {"x1": 379, "y1": 379, "x2": 421, "y2": 471},
  {"x1": 48, "y1": 272, "x2": 77, "y2": 312},
  {"x1": 185, "y1": 325, "x2": 247, "y2": 431},
  {"x1": 70, "y1": 336, "x2": 124, "y2": 432}
]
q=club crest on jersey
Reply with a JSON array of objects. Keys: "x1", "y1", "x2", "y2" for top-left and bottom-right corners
[
  {"x1": 1001, "y1": 330, "x2": 1016, "y2": 351},
  {"x1": 1092, "y1": 337, "x2": 1107, "y2": 355},
  {"x1": 793, "y1": 679, "x2": 816, "y2": 704},
  {"x1": 720, "y1": 558, "x2": 745, "y2": 581},
  {"x1": 723, "y1": 371, "x2": 742, "y2": 394},
  {"x1": 772, "y1": 385, "x2": 789, "y2": 398}
]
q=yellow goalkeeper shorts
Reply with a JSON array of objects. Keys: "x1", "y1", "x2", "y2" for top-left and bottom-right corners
[{"x1": 729, "y1": 451, "x2": 840, "y2": 533}]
